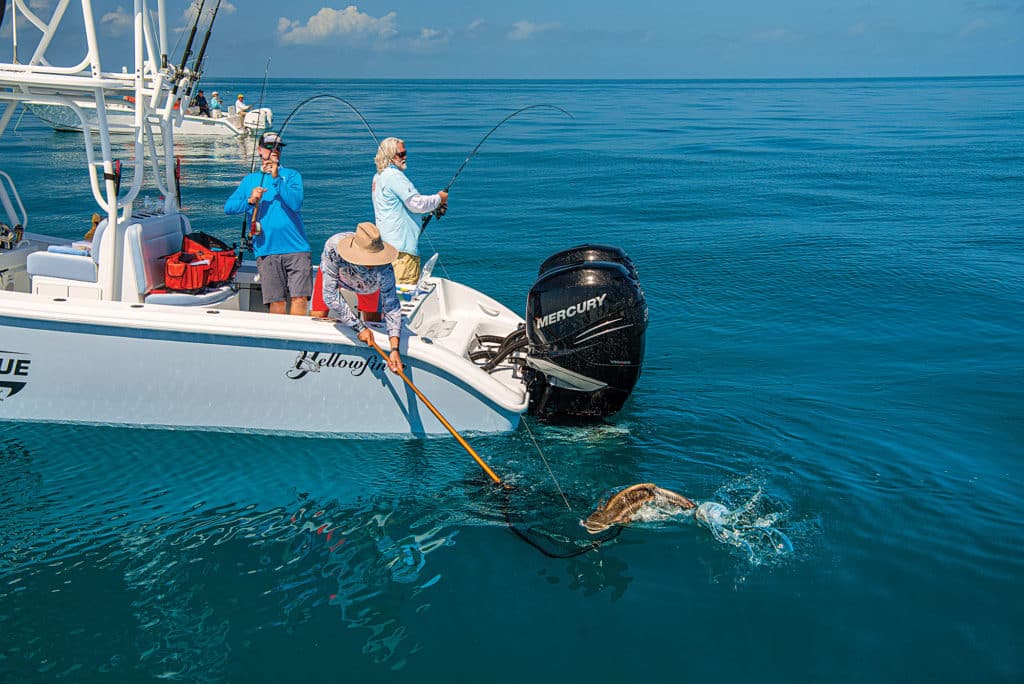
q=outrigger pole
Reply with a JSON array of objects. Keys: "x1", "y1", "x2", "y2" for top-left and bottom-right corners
[
  {"x1": 190, "y1": 0, "x2": 222, "y2": 81},
  {"x1": 176, "y1": 0, "x2": 205, "y2": 82}
]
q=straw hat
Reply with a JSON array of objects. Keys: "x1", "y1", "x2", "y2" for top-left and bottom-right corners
[{"x1": 338, "y1": 222, "x2": 397, "y2": 266}]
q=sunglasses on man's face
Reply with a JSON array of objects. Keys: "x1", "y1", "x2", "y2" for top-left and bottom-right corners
[{"x1": 395, "y1": 150, "x2": 407, "y2": 159}]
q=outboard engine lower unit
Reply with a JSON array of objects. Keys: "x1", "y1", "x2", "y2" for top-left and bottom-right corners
[{"x1": 523, "y1": 245, "x2": 647, "y2": 420}]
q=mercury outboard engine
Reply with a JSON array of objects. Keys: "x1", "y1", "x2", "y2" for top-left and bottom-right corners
[{"x1": 521, "y1": 245, "x2": 647, "y2": 420}]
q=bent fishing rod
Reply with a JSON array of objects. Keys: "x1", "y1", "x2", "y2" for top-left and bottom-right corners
[
  {"x1": 240, "y1": 58, "x2": 272, "y2": 251},
  {"x1": 421, "y1": 104, "x2": 574, "y2": 233},
  {"x1": 245, "y1": 94, "x2": 380, "y2": 244}
]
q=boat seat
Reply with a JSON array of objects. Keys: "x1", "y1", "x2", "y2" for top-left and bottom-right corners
[
  {"x1": 26, "y1": 219, "x2": 108, "y2": 282},
  {"x1": 144, "y1": 288, "x2": 235, "y2": 306},
  {"x1": 122, "y1": 215, "x2": 235, "y2": 307}
]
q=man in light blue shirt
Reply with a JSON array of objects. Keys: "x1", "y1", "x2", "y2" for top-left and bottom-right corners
[{"x1": 371, "y1": 137, "x2": 448, "y2": 285}]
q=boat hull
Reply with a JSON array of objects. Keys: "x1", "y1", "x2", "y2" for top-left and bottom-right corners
[
  {"x1": 0, "y1": 308, "x2": 523, "y2": 436},
  {"x1": 26, "y1": 102, "x2": 266, "y2": 137}
]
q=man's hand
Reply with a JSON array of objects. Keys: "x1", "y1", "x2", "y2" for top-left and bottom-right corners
[
  {"x1": 248, "y1": 186, "x2": 267, "y2": 205},
  {"x1": 357, "y1": 328, "x2": 374, "y2": 345},
  {"x1": 261, "y1": 155, "x2": 280, "y2": 178},
  {"x1": 387, "y1": 350, "x2": 404, "y2": 374}
]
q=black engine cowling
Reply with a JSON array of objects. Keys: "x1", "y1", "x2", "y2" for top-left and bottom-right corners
[{"x1": 523, "y1": 245, "x2": 647, "y2": 420}]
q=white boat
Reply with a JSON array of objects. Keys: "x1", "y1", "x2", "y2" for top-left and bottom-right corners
[
  {"x1": 26, "y1": 98, "x2": 272, "y2": 137},
  {"x1": 0, "y1": 1, "x2": 647, "y2": 437}
]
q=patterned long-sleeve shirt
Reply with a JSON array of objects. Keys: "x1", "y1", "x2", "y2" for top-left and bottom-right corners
[{"x1": 320, "y1": 232, "x2": 403, "y2": 339}]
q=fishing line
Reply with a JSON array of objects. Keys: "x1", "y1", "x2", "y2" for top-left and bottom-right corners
[
  {"x1": 521, "y1": 416, "x2": 572, "y2": 511},
  {"x1": 421, "y1": 103, "x2": 574, "y2": 233}
]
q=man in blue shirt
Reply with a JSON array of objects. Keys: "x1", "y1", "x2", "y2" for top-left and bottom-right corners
[
  {"x1": 320, "y1": 222, "x2": 405, "y2": 374},
  {"x1": 371, "y1": 137, "x2": 448, "y2": 285},
  {"x1": 225, "y1": 132, "x2": 312, "y2": 314}
]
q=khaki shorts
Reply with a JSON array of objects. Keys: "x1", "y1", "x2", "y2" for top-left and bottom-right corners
[{"x1": 392, "y1": 252, "x2": 421, "y2": 285}]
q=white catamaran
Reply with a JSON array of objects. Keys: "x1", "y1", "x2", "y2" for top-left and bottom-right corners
[{"x1": 0, "y1": 0, "x2": 647, "y2": 437}]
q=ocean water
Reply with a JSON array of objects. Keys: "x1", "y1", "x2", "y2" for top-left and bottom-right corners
[{"x1": 1, "y1": 77, "x2": 1022, "y2": 682}]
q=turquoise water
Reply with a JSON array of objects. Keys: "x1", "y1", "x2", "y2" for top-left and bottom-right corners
[{"x1": 2, "y1": 77, "x2": 1022, "y2": 682}]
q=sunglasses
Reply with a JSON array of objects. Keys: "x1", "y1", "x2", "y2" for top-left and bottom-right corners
[{"x1": 395, "y1": 150, "x2": 407, "y2": 158}]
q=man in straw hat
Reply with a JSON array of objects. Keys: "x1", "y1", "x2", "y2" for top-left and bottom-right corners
[{"x1": 319, "y1": 222, "x2": 405, "y2": 373}]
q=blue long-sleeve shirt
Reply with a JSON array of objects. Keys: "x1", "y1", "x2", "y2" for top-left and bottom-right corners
[
  {"x1": 320, "y1": 233, "x2": 403, "y2": 339},
  {"x1": 224, "y1": 168, "x2": 310, "y2": 258}
]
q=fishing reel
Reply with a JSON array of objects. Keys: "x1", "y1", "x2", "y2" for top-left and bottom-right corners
[{"x1": 0, "y1": 223, "x2": 23, "y2": 250}]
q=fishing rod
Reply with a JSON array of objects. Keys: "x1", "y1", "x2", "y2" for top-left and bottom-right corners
[
  {"x1": 190, "y1": 0, "x2": 222, "y2": 82},
  {"x1": 245, "y1": 93, "x2": 380, "y2": 245},
  {"x1": 273, "y1": 93, "x2": 380, "y2": 149},
  {"x1": 421, "y1": 103, "x2": 574, "y2": 233},
  {"x1": 176, "y1": 0, "x2": 206, "y2": 82},
  {"x1": 241, "y1": 58, "x2": 272, "y2": 251}
]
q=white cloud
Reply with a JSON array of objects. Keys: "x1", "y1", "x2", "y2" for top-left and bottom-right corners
[
  {"x1": 959, "y1": 18, "x2": 990, "y2": 37},
  {"x1": 101, "y1": 7, "x2": 133, "y2": 35},
  {"x1": 507, "y1": 20, "x2": 560, "y2": 41},
  {"x1": 278, "y1": 5, "x2": 398, "y2": 46},
  {"x1": 411, "y1": 27, "x2": 449, "y2": 50},
  {"x1": 468, "y1": 19, "x2": 486, "y2": 32}
]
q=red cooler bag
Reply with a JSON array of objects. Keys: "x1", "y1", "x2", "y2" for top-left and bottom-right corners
[
  {"x1": 181, "y1": 232, "x2": 240, "y2": 285},
  {"x1": 164, "y1": 252, "x2": 211, "y2": 292}
]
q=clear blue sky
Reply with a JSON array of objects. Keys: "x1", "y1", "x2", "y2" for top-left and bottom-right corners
[{"x1": 4, "y1": 1, "x2": 1023, "y2": 78}]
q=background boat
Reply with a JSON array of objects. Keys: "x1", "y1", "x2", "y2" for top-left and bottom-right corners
[{"x1": 26, "y1": 98, "x2": 271, "y2": 136}]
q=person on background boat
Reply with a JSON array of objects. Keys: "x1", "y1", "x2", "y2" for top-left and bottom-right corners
[
  {"x1": 371, "y1": 137, "x2": 448, "y2": 285},
  {"x1": 320, "y1": 222, "x2": 405, "y2": 374},
  {"x1": 210, "y1": 91, "x2": 223, "y2": 118},
  {"x1": 192, "y1": 89, "x2": 211, "y2": 117},
  {"x1": 235, "y1": 93, "x2": 251, "y2": 127},
  {"x1": 224, "y1": 131, "x2": 312, "y2": 315}
]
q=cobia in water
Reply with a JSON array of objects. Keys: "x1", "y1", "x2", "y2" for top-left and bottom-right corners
[{"x1": 583, "y1": 483, "x2": 696, "y2": 534}]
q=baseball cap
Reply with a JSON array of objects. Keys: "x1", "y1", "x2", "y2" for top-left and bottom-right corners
[{"x1": 258, "y1": 132, "x2": 287, "y2": 149}]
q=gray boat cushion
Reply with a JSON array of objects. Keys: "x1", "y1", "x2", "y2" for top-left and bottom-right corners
[
  {"x1": 25, "y1": 218, "x2": 108, "y2": 282},
  {"x1": 144, "y1": 286, "x2": 235, "y2": 306}
]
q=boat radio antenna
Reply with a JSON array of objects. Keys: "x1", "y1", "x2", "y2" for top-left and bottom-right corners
[{"x1": 421, "y1": 104, "x2": 574, "y2": 233}]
